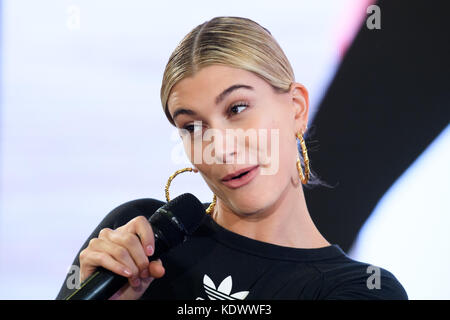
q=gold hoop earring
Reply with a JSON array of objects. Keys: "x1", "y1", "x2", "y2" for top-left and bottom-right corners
[
  {"x1": 296, "y1": 131, "x2": 310, "y2": 184},
  {"x1": 165, "y1": 167, "x2": 216, "y2": 215},
  {"x1": 206, "y1": 194, "x2": 217, "y2": 215}
]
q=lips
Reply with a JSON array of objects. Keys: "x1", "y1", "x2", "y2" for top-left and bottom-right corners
[
  {"x1": 221, "y1": 165, "x2": 259, "y2": 181},
  {"x1": 221, "y1": 165, "x2": 260, "y2": 189}
]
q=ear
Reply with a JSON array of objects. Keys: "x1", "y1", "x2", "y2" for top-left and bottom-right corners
[{"x1": 290, "y1": 82, "x2": 309, "y2": 134}]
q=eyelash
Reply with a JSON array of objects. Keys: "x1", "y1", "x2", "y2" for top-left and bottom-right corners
[{"x1": 182, "y1": 101, "x2": 250, "y2": 133}]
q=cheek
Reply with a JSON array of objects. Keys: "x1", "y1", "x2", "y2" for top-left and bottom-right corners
[
  {"x1": 182, "y1": 135, "x2": 204, "y2": 165},
  {"x1": 258, "y1": 123, "x2": 297, "y2": 183},
  {"x1": 181, "y1": 137, "x2": 215, "y2": 183},
  {"x1": 257, "y1": 115, "x2": 292, "y2": 168}
]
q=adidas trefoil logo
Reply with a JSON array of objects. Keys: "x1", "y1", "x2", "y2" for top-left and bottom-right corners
[{"x1": 196, "y1": 274, "x2": 249, "y2": 300}]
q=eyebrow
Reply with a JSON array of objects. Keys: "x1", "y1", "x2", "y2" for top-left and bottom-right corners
[{"x1": 172, "y1": 84, "x2": 254, "y2": 122}]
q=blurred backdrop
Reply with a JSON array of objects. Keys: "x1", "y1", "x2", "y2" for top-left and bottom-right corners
[{"x1": 0, "y1": 0, "x2": 448, "y2": 299}]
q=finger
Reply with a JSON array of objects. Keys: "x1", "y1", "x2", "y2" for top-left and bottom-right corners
[
  {"x1": 148, "y1": 259, "x2": 165, "y2": 279},
  {"x1": 98, "y1": 227, "x2": 113, "y2": 240},
  {"x1": 109, "y1": 276, "x2": 155, "y2": 300},
  {"x1": 107, "y1": 231, "x2": 149, "y2": 277},
  {"x1": 127, "y1": 216, "x2": 155, "y2": 257},
  {"x1": 89, "y1": 237, "x2": 140, "y2": 278},
  {"x1": 81, "y1": 250, "x2": 132, "y2": 280}
]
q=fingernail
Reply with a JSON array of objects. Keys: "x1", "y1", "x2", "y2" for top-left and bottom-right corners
[
  {"x1": 123, "y1": 268, "x2": 132, "y2": 276},
  {"x1": 146, "y1": 245, "x2": 154, "y2": 256}
]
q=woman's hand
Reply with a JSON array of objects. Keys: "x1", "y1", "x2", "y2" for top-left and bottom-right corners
[{"x1": 79, "y1": 216, "x2": 165, "y2": 300}]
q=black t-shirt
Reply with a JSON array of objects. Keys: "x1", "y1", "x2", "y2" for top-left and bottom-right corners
[{"x1": 56, "y1": 198, "x2": 408, "y2": 300}]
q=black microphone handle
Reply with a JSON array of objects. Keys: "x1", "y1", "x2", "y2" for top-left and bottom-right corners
[{"x1": 65, "y1": 230, "x2": 169, "y2": 300}]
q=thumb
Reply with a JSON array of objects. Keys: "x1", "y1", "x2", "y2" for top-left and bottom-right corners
[{"x1": 109, "y1": 277, "x2": 155, "y2": 300}]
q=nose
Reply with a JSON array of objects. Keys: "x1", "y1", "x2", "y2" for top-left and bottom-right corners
[{"x1": 212, "y1": 129, "x2": 238, "y2": 164}]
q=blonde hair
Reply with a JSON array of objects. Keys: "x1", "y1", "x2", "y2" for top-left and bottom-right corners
[
  {"x1": 160, "y1": 16, "x2": 332, "y2": 189},
  {"x1": 160, "y1": 16, "x2": 295, "y2": 126}
]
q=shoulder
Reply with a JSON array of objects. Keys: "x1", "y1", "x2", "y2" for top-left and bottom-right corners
[
  {"x1": 100, "y1": 198, "x2": 165, "y2": 229},
  {"x1": 316, "y1": 255, "x2": 408, "y2": 300}
]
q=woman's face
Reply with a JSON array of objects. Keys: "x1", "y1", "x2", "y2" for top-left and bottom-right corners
[{"x1": 167, "y1": 64, "x2": 309, "y2": 216}]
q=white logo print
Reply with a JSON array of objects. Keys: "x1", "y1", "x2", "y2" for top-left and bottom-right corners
[{"x1": 196, "y1": 274, "x2": 249, "y2": 300}]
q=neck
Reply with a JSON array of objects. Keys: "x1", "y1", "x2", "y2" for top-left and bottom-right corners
[{"x1": 212, "y1": 178, "x2": 330, "y2": 249}]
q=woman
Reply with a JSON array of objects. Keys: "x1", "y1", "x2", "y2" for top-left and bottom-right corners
[{"x1": 57, "y1": 16, "x2": 407, "y2": 300}]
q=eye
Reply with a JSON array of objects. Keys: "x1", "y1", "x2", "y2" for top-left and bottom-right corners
[
  {"x1": 180, "y1": 102, "x2": 249, "y2": 134},
  {"x1": 228, "y1": 101, "x2": 249, "y2": 116},
  {"x1": 181, "y1": 120, "x2": 203, "y2": 134},
  {"x1": 183, "y1": 124, "x2": 195, "y2": 133}
]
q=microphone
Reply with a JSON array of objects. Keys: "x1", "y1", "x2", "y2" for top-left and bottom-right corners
[{"x1": 65, "y1": 193, "x2": 206, "y2": 300}]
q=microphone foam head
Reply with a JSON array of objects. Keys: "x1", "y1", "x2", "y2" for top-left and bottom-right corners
[{"x1": 164, "y1": 193, "x2": 206, "y2": 234}]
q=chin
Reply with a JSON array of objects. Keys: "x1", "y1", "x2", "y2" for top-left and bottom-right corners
[
  {"x1": 227, "y1": 189, "x2": 277, "y2": 217},
  {"x1": 217, "y1": 167, "x2": 287, "y2": 216}
]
